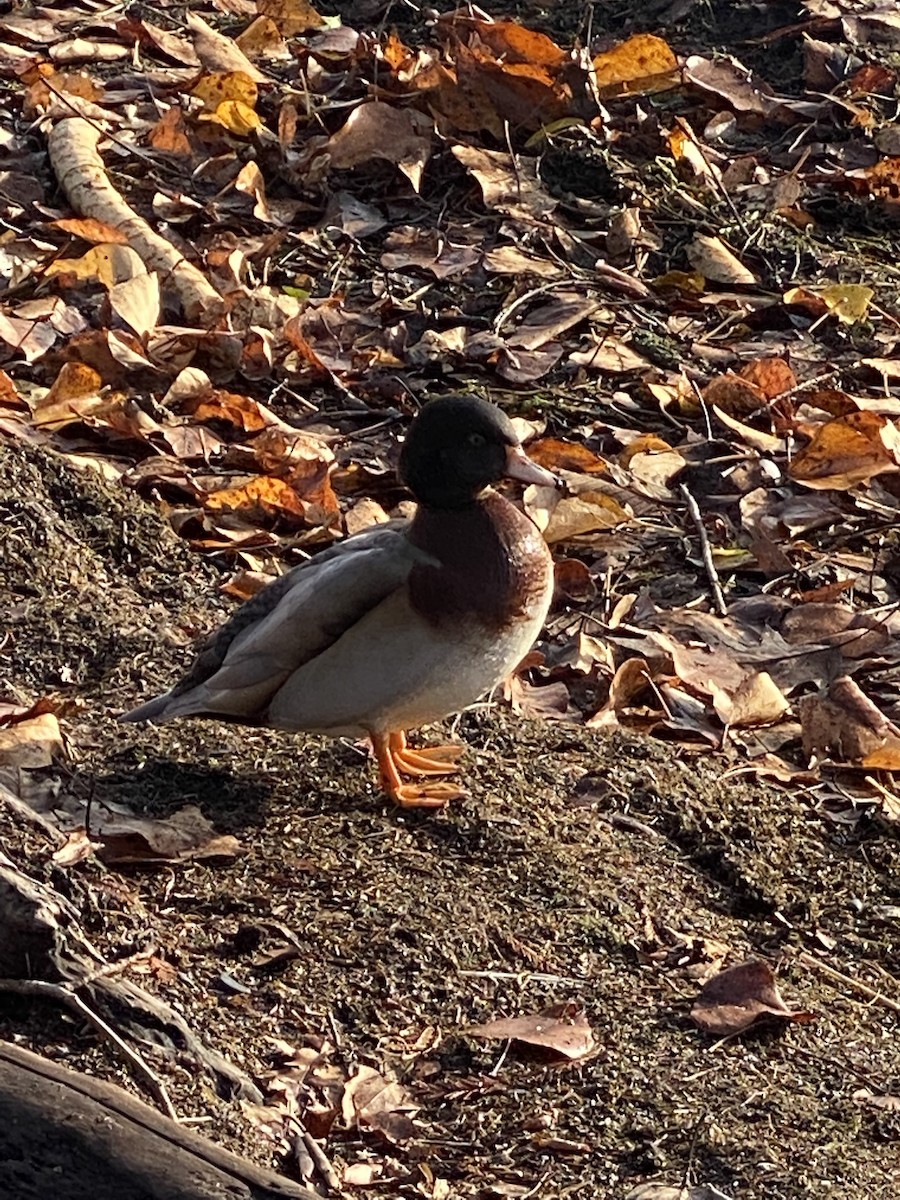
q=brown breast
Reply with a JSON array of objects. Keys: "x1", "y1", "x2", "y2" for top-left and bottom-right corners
[{"x1": 407, "y1": 491, "x2": 552, "y2": 631}]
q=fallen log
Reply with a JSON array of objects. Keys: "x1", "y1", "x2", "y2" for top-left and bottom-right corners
[{"x1": 0, "y1": 1039, "x2": 314, "y2": 1200}]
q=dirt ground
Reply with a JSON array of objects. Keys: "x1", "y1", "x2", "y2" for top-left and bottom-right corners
[{"x1": 2, "y1": 438, "x2": 899, "y2": 1199}]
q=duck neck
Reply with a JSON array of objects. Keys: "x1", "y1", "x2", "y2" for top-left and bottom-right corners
[{"x1": 407, "y1": 491, "x2": 550, "y2": 629}]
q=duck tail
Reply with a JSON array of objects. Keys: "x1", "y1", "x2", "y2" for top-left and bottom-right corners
[{"x1": 118, "y1": 692, "x2": 174, "y2": 724}]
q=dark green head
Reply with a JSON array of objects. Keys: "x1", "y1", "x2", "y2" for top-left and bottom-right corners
[{"x1": 399, "y1": 395, "x2": 558, "y2": 509}]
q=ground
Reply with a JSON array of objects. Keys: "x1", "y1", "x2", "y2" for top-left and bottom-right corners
[{"x1": 1, "y1": 439, "x2": 898, "y2": 1199}]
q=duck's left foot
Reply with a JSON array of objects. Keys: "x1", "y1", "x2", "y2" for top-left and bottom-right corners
[
  {"x1": 389, "y1": 731, "x2": 464, "y2": 777},
  {"x1": 393, "y1": 780, "x2": 467, "y2": 809},
  {"x1": 371, "y1": 731, "x2": 466, "y2": 809}
]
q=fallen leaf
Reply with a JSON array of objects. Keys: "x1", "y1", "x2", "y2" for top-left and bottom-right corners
[
  {"x1": 341, "y1": 1065, "x2": 418, "y2": 1143},
  {"x1": 468, "y1": 1002, "x2": 595, "y2": 1061},
  {"x1": 93, "y1": 804, "x2": 242, "y2": 864},
  {"x1": 593, "y1": 34, "x2": 678, "y2": 97},
  {"x1": 711, "y1": 671, "x2": 790, "y2": 728},
  {"x1": 534, "y1": 490, "x2": 630, "y2": 543},
  {"x1": 789, "y1": 412, "x2": 899, "y2": 489},
  {"x1": 691, "y1": 959, "x2": 815, "y2": 1035},
  {"x1": 686, "y1": 234, "x2": 758, "y2": 286},
  {"x1": 527, "y1": 438, "x2": 607, "y2": 474},
  {"x1": 327, "y1": 103, "x2": 433, "y2": 191},
  {"x1": 205, "y1": 477, "x2": 307, "y2": 527},
  {"x1": 0, "y1": 712, "x2": 63, "y2": 768}
]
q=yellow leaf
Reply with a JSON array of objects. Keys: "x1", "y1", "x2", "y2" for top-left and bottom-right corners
[
  {"x1": 204, "y1": 99, "x2": 262, "y2": 135},
  {"x1": 258, "y1": 0, "x2": 324, "y2": 36},
  {"x1": 593, "y1": 34, "x2": 678, "y2": 97},
  {"x1": 45, "y1": 244, "x2": 146, "y2": 287},
  {"x1": 819, "y1": 283, "x2": 873, "y2": 325},
  {"x1": 192, "y1": 71, "x2": 258, "y2": 110}
]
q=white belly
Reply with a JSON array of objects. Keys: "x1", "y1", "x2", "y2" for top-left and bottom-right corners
[{"x1": 265, "y1": 578, "x2": 552, "y2": 737}]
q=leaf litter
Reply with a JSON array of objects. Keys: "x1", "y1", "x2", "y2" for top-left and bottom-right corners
[{"x1": 0, "y1": 0, "x2": 900, "y2": 1196}]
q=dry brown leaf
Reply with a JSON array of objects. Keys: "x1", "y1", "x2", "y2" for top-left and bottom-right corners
[
  {"x1": 508, "y1": 295, "x2": 600, "y2": 350},
  {"x1": 711, "y1": 671, "x2": 790, "y2": 728},
  {"x1": 108, "y1": 271, "x2": 160, "y2": 339},
  {"x1": 327, "y1": 103, "x2": 433, "y2": 192},
  {"x1": 691, "y1": 959, "x2": 815, "y2": 1036},
  {"x1": 258, "y1": 0, "x2": 324, "y2": 36},
  {"x1": 0, "y1": 712, "x2": 63, "y2": 768},
  {"x1": 183, "y1": 388, "x2": 270, "y2": 432},
  {"x1": 341, "y1": 1066, "x2": 418, "y2": 1143},
  {"x1": 554, "y1": 557, "x2": 595, "y2": 601},
  {"x1": 46, "y1": 243, "x2": 147, "y2": 287},
  {"x1": 739, "y1": 357, "x2": 797, "y2": 398},
  {"x1": 448, "y1": 37, "x2": 571, "y2": 137},
  {"x1": 93, "y1": 804, "x2": 241, "y2": 864},
  {"x1": 712, "y1": 404, "x2": 784, "y2": 453},
  {"x1": 51, "y1": 828, "x2": 100, "y2": 866},
  {"x1": 505, "y1": 675, "x2": 577, "y2": 722},
  {"x1": 466, "y1": 19, "x2": 566, "y2": 69},
  {"x1": 800, "y1": 676, "x2": 900, "y2": 767},
  {"x1": 483, "y1": 245, "x2": 561, "y2": 278},
  {"x1": 683, "y1": 54, "x2": 775, "y2": 114},
  {"x1": 535, "y1": 490, "x2": 630, "y2": 543},
  {"x1": 587, "y1": 657, "x2": 659, "y2": 730},
  {"x1": 381, "y1": 227, "x2": 480, "y2": 279},
  {"x1": 149, "y1": 106, "x2": 193, "y2": 157},
  {"x1": 705, "y1": 372, "x2": 768, "y2": 420},
  {"x1": 51, "y1": 216, "x2": 130, "y2": 245},
  {"x1": 186, "y1": 11, "x2": 268, "y2": 82},
  {"x1": 236, "y1": 17, "x2": 288, "y2": 60},
  {"x1": 343, "y1": 1163, "x2": 382, "y2": 1187},
  {"x1": 468, "y1": 1002, "x2": 595, "y2": 1061},
  {"x1": 344, "y1": 497, "x2": 391, "y2": 536},
  {"x1": 220, "y1": 568, "x2": 275, "y2": 601},
  {"x1": 686, "y1": 234, "x2": 758, "y2": 286},
  {"x1": 789, "y1": 411, "x2": 899, "y2": 489},
  {"x1": 569, "y1": 335, "x2": 651, "y2": 372},
  {"x1": 451, "y1": 145, "x2": 557, "y2": 221}
]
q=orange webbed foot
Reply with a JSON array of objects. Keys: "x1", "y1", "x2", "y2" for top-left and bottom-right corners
[
  {"x1": 389, "y1": 731, "x2": 464, "y2": 777},
  {"x1": 393, "y1": 781, "x2": 466, "y2": 808},
  {"x1": 371, "y1": 732, "x2": 466, "y2": 809}
]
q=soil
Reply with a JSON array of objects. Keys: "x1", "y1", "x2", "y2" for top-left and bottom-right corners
[{"x1": 1, "y1": 441, "x2": 899, "y2": 1200}]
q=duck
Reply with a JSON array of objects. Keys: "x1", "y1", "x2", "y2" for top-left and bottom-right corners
[{"x1": 121, "y1": 395, "x2": 560, "y2": 808}]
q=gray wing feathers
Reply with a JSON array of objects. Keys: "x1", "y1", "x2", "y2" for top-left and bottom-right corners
[{"x1": 121, "y1": 524, "x2": 428, "y2": 724}]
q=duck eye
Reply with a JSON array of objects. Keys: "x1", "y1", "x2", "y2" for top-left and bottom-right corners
[{"x1": 467, "y1": 432, "x2": 486, "y2": 447}]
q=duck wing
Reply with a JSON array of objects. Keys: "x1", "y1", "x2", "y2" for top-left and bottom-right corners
[{"x1": 121, "y1": 521, "x2": 432, "y2": 724}]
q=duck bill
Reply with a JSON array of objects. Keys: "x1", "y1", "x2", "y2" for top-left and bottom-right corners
[{"x1": 504, "y1": 444, "x2": 561, "y2": 489}]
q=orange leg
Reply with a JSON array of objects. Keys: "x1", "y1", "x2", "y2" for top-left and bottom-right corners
[{"x1": 370, "y1": 731, "x2": 465, "y2": 809}]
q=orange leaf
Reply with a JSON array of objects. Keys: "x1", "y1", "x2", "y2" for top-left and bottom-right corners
[
  {"x1": 789, "y1": 412, "x2": 900, "y2": 490},
  {"x1": 593, "y1": 33, "x2": 678, "y2": 97},
  {"x1": 149, "y1": 106, "x2": 192, "y2": 157},
  {"x1": 204, "y1": 476, "x2": 306, "y2": 527},
  {"x1": 527, "y1": 437, "x2": 607, "y2": 474},
  {"x1": 739, "y1": 357, "x2": 796, "y2": 399},
  {"x1": 51, "y1": 217, "x2": 130, "y2": 245}
]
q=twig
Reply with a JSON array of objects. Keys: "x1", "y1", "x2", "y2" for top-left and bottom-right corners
[
  {"x1": 0, "y1": 977, "x2": 178, "y2": 1119},
  {"x1": 795, "y1": 949, "x2": 900, "y2": 1015},
  {"x1": 679, "y1": 482, "x2": 727, "y2": 617},
  {"x1": 296, "y1": 1125, "x2": 340, "y2": 1193},
  {"x1": 674, "y1": 117, "x2": 751, "y2": 241}
]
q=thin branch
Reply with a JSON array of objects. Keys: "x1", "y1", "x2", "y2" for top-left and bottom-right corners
[
  {"x1": 679, "y1": 482, "x2": 727, "y2": 616},
  {"x1": 0, "y1": 977, "x2": 178, "y2": 1119}
]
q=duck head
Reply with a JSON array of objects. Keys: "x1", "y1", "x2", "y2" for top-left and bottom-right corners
[{"x1": 399, "y1": 395, "x2": 560, "y2": 509}]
